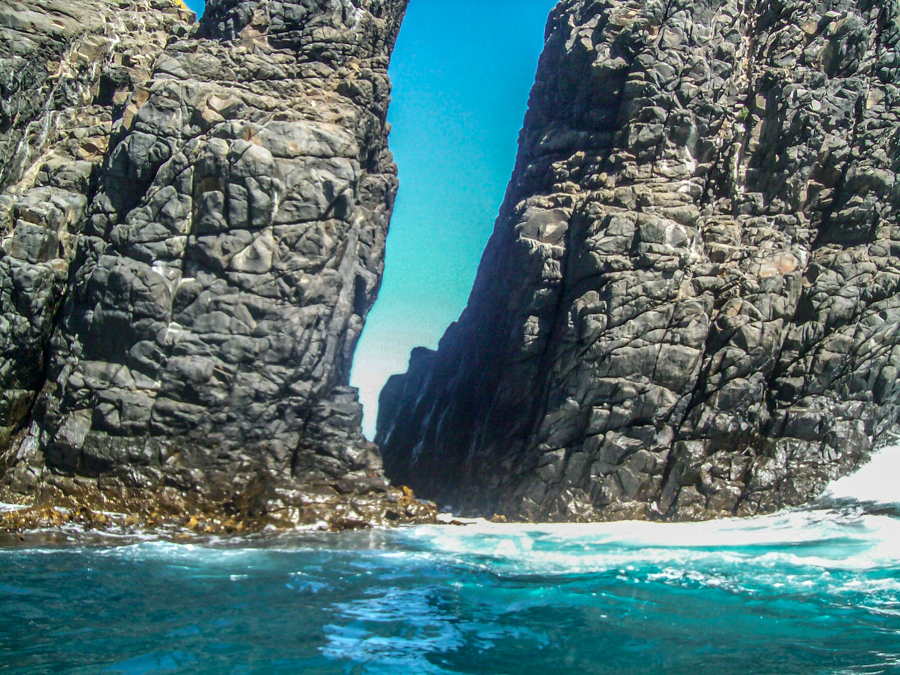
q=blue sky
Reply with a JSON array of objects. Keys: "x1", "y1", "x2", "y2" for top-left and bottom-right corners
[{"x1": 181, "y1": 0, "x2": 556, "y2": 437}]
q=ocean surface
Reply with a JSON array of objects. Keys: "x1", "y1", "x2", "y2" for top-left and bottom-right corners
[{"x1": 2, "y1": 449, "x2": 900, "y2": 674}]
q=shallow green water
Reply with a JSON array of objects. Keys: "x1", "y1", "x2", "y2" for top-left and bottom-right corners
[{"x1": 2, "y1": 450, "x2": 900, "y2": 674}]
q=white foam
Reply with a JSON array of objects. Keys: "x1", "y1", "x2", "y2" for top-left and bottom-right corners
[
  {"x1": 390, "y1": 444, "x2": 900, "y2": 587},
  {"x1": 397, "y1": 505, "x2": 900, "y2": 603},
  {"x1": 823, "y1": 444, "x2": 900, "y2": 505}
]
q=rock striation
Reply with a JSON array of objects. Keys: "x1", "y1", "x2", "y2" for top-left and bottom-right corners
[
  {"x1": 0, "y1": 0, "x2": 435, "y2": 529},
  {"x1": 378, "y1": 0, "x2": 900, "y2": 521}
]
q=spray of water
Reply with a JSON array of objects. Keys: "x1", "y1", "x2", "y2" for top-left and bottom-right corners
[{"x1": 821, "y1": 444, "x2": 900, "y2": 506}]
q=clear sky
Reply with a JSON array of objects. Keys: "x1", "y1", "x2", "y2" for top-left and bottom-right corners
[
  {"x1": 184, "y1": 0, "x2": 204, "y2": 15},
  {"x1": 182, "y1": 0, "x2": 557, "y2": 437}
]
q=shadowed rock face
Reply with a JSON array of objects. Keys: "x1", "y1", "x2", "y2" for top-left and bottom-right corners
[
  {"x1": 378, "y1": 0, "x2": 900, "y2": 522},
  {"x1": 0, "y1": 0, "x2": 435, "y2": 528}
]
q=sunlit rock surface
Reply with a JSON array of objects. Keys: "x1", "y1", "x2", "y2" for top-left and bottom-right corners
[
  {"x1": 378, "y1": 0, "x2": 900, "y2": 522},
  {"x1": 0, "y1": 0, "x2": 436, "y2": 529}
]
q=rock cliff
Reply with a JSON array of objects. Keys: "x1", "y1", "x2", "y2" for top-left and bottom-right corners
[
  {"x1": 378, "y1": 0, "x2": 900, "y2": 521},
  {"x1": 0, "y1": 0, "x2": 434, "y2": 529}
]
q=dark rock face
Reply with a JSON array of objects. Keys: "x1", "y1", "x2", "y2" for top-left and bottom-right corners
[
  {"x1": 1, "y1": 0, "x2": 195, "y2": 475},
  {"x1": 0, "y1": 0, "x2": 434, "y2": 528},
  {"x1": 378, "y1": 0, "x2": 900, "y2": 522}
]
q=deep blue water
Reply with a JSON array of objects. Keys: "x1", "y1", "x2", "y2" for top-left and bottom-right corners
[{"x1": 2, "y1": 449, "x2": 900, "y2": 674}]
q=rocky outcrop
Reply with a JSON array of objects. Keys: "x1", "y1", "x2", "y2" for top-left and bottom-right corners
[
  {"x1": 0, "y1": 0, "x2": 435, "y2": 529},
  {"x1": 1, "y1": 0, "x2": 193, "y2": 476},
  {"x1": 378, "y1": 0, "x2": 900, "y2": 522}
]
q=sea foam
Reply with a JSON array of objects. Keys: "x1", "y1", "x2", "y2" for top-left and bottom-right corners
[{"x1": 823, "y1": 443, "x2": 900, "y2": 506}]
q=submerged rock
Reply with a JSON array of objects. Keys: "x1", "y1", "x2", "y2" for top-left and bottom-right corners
[
  {"x1": 0, "y1": 0, "x2": 436, "y2": 529},
  {"x1": 378, "y1": 0, "x2": 900, "y2": 522}
]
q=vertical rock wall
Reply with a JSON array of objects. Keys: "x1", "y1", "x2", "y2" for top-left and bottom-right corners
[
  {"x1": 378, "y1": 0, "x2": 900, "y2": 522},
  {"x1": 0, "y1": 0, "x2": 432, "y2": 528},
  {"x1": 1, "y1": 0, "x2": 195, "y2": 475}
]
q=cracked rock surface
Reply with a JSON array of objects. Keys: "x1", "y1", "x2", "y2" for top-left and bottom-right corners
[
  {"x1": 378, "y1": 0, "x2": 900, "y2": 522},
  {"x1": 0, "y1": 0, "x2": 435, "y2": 529}
]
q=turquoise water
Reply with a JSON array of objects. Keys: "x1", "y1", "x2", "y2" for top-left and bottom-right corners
[{"x1": 2, "y1": 450, "x2": 900, "y2": 674}]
